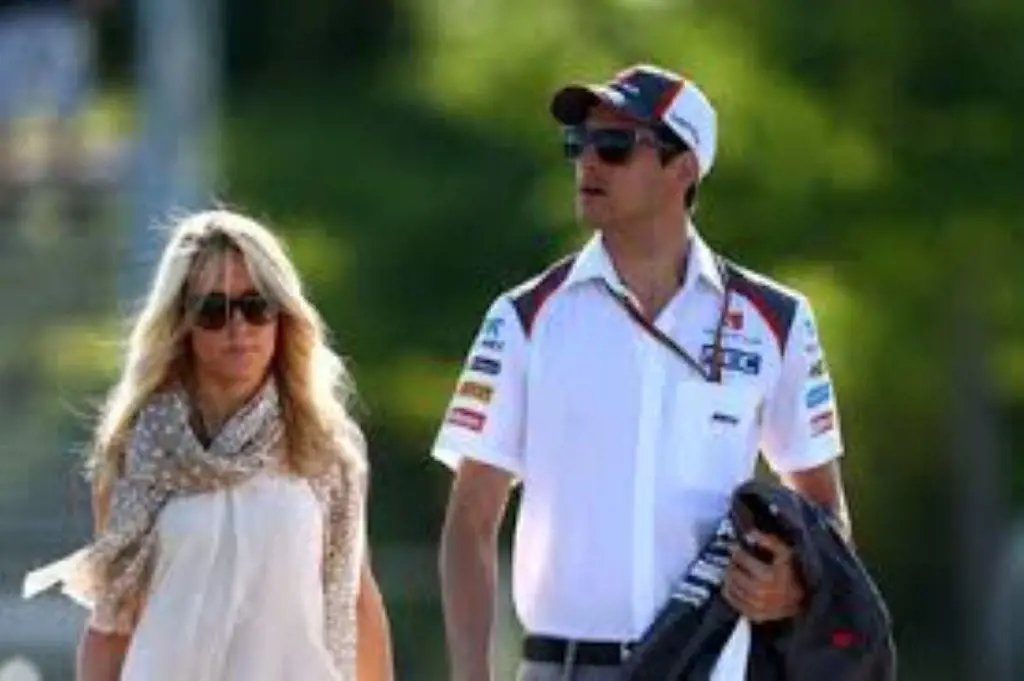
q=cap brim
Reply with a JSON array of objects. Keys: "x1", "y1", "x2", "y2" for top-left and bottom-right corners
[
  {"x1": 550, "y1": 85, "x2": 603, "y2": 125},
  {"x1": 550, "y1": 84, "x2": 646, "y2": 126}
]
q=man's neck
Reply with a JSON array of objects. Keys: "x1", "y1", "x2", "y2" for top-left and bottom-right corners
[{"x1": 601, "y1": 218, "x2": 691, "y2": 319}]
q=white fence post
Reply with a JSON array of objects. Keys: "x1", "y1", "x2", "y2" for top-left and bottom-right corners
[{"x1": 122, "y1": 0, "x2": 221, "y2": 306}]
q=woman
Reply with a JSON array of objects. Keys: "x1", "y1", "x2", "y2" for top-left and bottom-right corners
[{"x1": 23, "y1": 209, "x2": 394, "y2": 681}]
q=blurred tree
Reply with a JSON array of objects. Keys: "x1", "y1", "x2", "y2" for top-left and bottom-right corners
[
  {"x1": 220, "y1": 0, "x2": 414, "y2": 89},
  {"x1": 95, "y1": 0, "x2": 415, "y2": 89}
]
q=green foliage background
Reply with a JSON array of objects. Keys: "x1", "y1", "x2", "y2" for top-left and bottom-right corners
[{"x1": 11, "y1": 1, "x2": 1019, "y2": 678}]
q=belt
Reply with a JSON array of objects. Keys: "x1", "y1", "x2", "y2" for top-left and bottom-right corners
[{"x1": 522, "y1": 635, "x2": 635, "y2": 667}]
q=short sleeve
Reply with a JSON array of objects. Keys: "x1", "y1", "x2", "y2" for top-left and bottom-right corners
[
  {"x1": 431, "y1": 296, "x2": 527, "y2": 478},
  {"x1": 760, "y1": 297, "x2": 844, "y2": 473}
]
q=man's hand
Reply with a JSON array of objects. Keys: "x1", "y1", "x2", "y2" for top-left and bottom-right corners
[{"x1": 722, "y1": 530, "x2": 805, "y2": 623}]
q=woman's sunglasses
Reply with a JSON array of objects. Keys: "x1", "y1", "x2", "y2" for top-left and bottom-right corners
[
  {"x1": 562, "y1": 125, "x2": 668, "y2": 165},
  {"x1": 186, "y1": 290, "x2": 279, "y2": 331}
]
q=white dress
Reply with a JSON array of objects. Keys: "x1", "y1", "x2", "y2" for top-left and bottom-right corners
[{"x1": 116, "y1": 470, "x2": 344, "y2": 681}]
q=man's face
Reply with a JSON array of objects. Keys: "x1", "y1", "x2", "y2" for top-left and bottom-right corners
[{"x1": 571, "y1": 104, "x2": 671, "y2": 231}]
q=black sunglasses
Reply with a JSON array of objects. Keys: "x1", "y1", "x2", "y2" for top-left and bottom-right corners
[
  {"x1": 186, "y1": 290, "x2": 279, "y2": 331},
  {"x1": 562, "y1": 125, "x2": 666, "y2": 165}
]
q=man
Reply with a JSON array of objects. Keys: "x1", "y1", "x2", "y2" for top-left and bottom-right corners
[{"x1": 433, "y1": 63, "x2": 851, "y2": 681}]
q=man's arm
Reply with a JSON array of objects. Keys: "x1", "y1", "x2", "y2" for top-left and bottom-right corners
[
  {"x1": 759, "y1": 294, "x2": 849, "y2": 536},
  {"x1": 783, "y1": 459, "x2": 853, "y2": 543},
  {"x1": 356, "y1": 554, "x2": 395, "y2": 681},
  {"x1": 434, "y1": 295, "x2": 527, "y2": 680},
  {"x1": 440, "y1": 459, "x2": 515, "y2": 681},
  {"x1": 725, "y1": 295, "x2": 849, "y2": 621}
]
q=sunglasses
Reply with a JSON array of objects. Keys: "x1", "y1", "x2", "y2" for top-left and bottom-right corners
[
  {"x1": 186, "y1": 290, "x2": 279, "y2": 331},
  {"x1": 562, "y1": 125, "x2": 666, "y2": 165}
]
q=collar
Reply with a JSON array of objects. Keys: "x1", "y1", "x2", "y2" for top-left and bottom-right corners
[
  {"x1": 562, "y1": 224, "x2": 726, "y2": 296},
  {"x1": 688, "y1": 227, "x2": 726, "y2": 294},
  {"x1": 562, "y1": 232, "x2": 627, "y2": 294}
]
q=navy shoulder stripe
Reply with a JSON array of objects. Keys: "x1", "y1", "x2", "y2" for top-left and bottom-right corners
[
  {"x1": 510, "y1": 255, "x2": 576, "y2": 338},
  {"x1": 722, "y1": 260, "x2": 799, "y2": 354}
]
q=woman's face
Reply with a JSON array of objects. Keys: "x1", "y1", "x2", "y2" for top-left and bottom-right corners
[{"x1": 186, "y1": 249, "x2": 279, "y2": 392}]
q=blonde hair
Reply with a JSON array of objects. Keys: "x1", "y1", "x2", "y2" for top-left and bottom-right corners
[{"x1": 89, "y1": 209, "x2": 366, "y2": 528}]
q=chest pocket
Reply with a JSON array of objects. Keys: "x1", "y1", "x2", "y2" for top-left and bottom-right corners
[{"x1": 671, "y1": 381, "x2": 761, "y2": 492}]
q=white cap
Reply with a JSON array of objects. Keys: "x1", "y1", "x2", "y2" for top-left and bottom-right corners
[{"x1": 550, "y1": 63, "x2": 718, "y2": 179}]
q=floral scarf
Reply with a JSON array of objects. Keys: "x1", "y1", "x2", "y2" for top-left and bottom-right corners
[{"x1": 23, "y1": 380, "x2": 364, "y2": 678}]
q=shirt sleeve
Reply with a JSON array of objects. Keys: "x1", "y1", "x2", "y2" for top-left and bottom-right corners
[
  {"x1": 430, "y1": 295, "x2": 527, "y2": 478},
  {"x1": 760, "y1": 296, "x2": 844, "y2": 473}
]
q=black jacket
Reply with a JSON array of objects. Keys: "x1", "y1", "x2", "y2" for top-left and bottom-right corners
[{"x1": 623, "y1": 480, "x2": 897, "y2": 680}]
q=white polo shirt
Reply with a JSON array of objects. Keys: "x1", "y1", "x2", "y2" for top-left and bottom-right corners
[{"x1": 431, "y1": 230, "x2": 844, "y2": 642}]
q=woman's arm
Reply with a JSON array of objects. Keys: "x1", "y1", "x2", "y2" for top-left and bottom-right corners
[
  {"x1": 356, "y1": 555, "x2": 394, "y2": 681},
  {"x1": 76, "y1": 626, "x2": 130, "y2": 681},
  {"x1": 77, "y1": 478, "x2": 134, "y2": 681}
]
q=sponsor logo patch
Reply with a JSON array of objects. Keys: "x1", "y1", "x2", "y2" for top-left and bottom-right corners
[
  {"x1": 469, "y1": 356, "x2": 501, "y2": 375},
  {"x1": 476, "y1": 316, "x2": 506, "y2": 352},
  {"x1": 711, "y1": 412, "x2": 739, "y2": 426},
  {"x1": 805, "y1": 383, "x2": 832, "y2": 409},
  {"x1": 446, "y1": 407, "x2": 486, "y2": 432},
  {"x1": 482, "y1": 316, "x2": 504, "y2": 338},
  {"x1": 811, "y1": 410, "x2": 835, "y2": 436},
  {"x1": 457, "y1": 381, "x2": 494, "y2": 403},
  {"x1": 702, "y1": 345, "x2": 762, "y2": 376}
]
